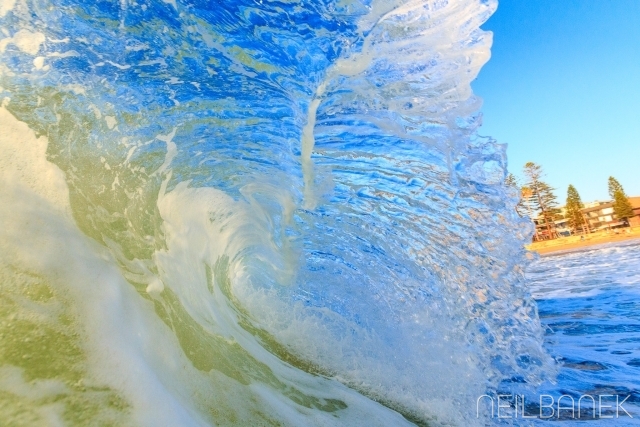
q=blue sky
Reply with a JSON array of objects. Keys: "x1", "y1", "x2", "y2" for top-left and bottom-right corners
[{"x1": 472, "y1": 0, "x2": 640, "y2": 203}]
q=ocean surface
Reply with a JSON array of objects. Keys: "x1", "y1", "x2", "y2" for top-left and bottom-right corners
[
  {"x1": 520, "y1": 240, "x2": 640, "y2": 426},
  {"x1": 2, "y1": 0, "x2": 635, "y2": 426}
]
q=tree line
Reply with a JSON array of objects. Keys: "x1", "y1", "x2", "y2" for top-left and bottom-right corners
[{"x1": 507, "y1": 162, "x2": 635, "y2": 239}]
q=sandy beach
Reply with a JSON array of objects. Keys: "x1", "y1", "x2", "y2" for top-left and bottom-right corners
[{"x1": 527, "y1": 228, "x2": 640, "y2": 255}]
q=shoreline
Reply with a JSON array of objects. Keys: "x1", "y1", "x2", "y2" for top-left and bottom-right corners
[{"x1": 526, "y1": 229, "x2": 640, "y2": 255}]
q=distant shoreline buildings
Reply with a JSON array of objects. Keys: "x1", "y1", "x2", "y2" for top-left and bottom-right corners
[
  {"x1": 534, "y1": 196, "x2": 640, "y2": 240},
  {"x1": 509, "y1": 163, "x2": 637, "y2": 242}
]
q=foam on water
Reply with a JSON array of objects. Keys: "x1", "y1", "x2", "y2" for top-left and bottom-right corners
[
  {"x1": 520, "y1": 242, "x2": 640, "y2": 426},
  {"x1": 1, "y1": 0, "x2": 554, "y2": 425}
]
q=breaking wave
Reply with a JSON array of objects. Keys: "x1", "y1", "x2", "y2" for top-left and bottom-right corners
[{"x1": 0, "y1": 0, "x2": 553, "y2": 425}]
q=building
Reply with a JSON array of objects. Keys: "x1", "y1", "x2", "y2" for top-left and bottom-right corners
[
  {"x1": 583, "y1": 200, "x2": 608, "y2": 209},
  {"x1": 532, "y1": 216, "x2": 557, "y2": 240},
  {"x1": 581, "y1": 197, "x2": 640, "y2": 231},
  {"x1": 553, "y1": 217, "x2": 572, "y2": 237},
  {"x1": 581, "y1": 202, "x2": 621, "y2": 231},
  {"x1": 528, "y1": 196, "x2": 640, "y2": 241},
  {"x1": 629, "y1": 197, "x2": 640, "y2": 227}
]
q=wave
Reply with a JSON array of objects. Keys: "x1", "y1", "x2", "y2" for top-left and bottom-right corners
[{"x1": 0, "y1": 0, "x2": 554, "y2": 425}]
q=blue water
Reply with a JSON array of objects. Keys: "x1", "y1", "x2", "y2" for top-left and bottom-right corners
[
  {"x1": 507, "y1": 240, "x2": 640, "y2": 426},
  {"x1": 2, "y1": 0, "x2": 635, "y2": 426}
]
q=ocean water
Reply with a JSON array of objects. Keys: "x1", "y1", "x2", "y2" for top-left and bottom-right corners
[
  {"x1": 1, "y1": 0, "x2": 561, "y2": 426},
  {"x1": 521, "y1": 241, "x2": 640, "y2": 426}
]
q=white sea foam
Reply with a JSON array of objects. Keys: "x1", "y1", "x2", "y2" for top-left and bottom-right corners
[
  {"x1": 0, "y1": 0, "x2": 16, "y2": 17},
  {"x1": 0, "y1": 29, "x2": 45, "y2": 55},
  {"x1": 0, "y1": 106, "x2": 70, "y2": 216},
  {"x1": 0, "y1": 107, "x2": 211, "y2": 425}
]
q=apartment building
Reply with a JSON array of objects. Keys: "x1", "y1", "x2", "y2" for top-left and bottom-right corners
[
  {"x1": 581, "y1": 197, "x2": 640, "y2": 231},
  {"x1": 528, "y1": 196, "x2": 640, "y2": 240}
]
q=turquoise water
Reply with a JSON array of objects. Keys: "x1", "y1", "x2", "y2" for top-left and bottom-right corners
[{"x1": 0, "y1": 1, "x2": 562, "y2": 426}]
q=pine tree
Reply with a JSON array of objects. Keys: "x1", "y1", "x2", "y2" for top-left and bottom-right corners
[
  {"x1": 608, "y1": 176, "x2": 624, "y2": 199},
  {"x1": 613, "y1": 189, "x2": 634, "y2": 222},
  {"x1": 608, "y1": 177, "x2": 634, "y2": 222},
  {"x1": 505, "y1": 173, "x2": 518, "y2": 188},
  {"x1": 565, "y1": 184, "x2": 585, "y2": 233},
  {"x1": 523, "y1": 162, "x2": 558, "y2": 239},
  {"x1": 519, "y1": 186, "x2": 537, "y2": 220},
  {"x1": 505, "y1": 173, "x2": 530, "y2": 217}
]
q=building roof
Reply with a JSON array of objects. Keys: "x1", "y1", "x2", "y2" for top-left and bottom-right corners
[
  {"x1": 583, "y1": 200, "x2": 609, "y2": 209},
  {"x1": 581, "y1": 201, "x2": 613, "y2": 214}
]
